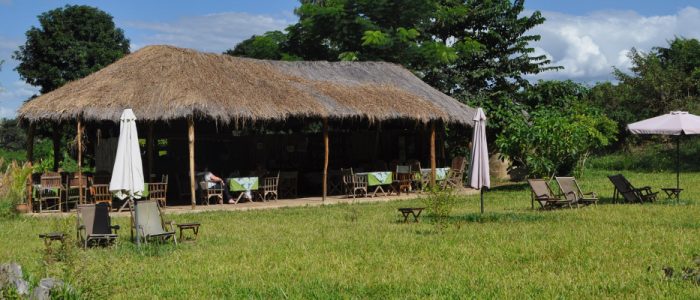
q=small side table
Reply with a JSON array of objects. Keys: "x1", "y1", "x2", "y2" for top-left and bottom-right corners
[
  {"x1": 661, "y1": 188, "x2": 683, "y2": 200},
  {"x1": 39, "y1": 232, "x2": 65, "y2": 255},
  {"x1": 177, "y1": 222, "x2": 201, "y2": 242},
  {"x1": 398, "y1": 207, "x2": 425, "y2": 223}
]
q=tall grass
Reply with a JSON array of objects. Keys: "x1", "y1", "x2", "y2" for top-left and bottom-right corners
[{"x1": 0, "y1": 167, "x2": 699, "y2": 298}]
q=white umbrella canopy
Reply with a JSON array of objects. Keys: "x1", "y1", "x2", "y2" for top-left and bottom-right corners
[
  {"x1": 109, "y1": 109, "x2": 145, "y2": 200},
  {"x1": 628, "y1": 111, "x2": 700, "y2": 135},
  {"x1": 627, "y1": 111, "x2": 700, "y2": 191},
  {"x1": 468, "y1": 107, "x2": 490, "y2": 213}
]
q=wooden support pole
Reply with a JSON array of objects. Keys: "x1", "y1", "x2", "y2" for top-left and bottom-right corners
[
  {"x1": 52, "y1": 124, "x2": 61, "y2": 171},
  {"x1": 322, "y1": 118, "x2": 329, "y2": 202},
  {"x1": 26, "y1": 123, "x2": 35, "y2": 163},
  {"x1": 77, "y1": 119, "x2": 83, "y2": 204},
  {"x1": 430, "y1": 122, "x2": 436, "y2": 188},
  {"x1": 188, "y1": 117, "x2": 196, "y2": 210},
  {"x1": 147, "y1": 123, "x2": 154, "y2": 181}
]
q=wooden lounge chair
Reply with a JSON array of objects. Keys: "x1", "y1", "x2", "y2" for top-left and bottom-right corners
[
  {"x1": 443, "y1": 156, "x2": 467, "y2": 189},
  {"x1": 555, "y1": 177, "x2": 598, "y2": 207},
  {"x1": 341, "y1": 168, "x2": 367, "y2": 198},
  {"x1": 38, "y1": 172, "x2": 64, "y2": 212},
  {"x1": 608, "y1": 174, "x2": 657, "y2": 203},
  {"x1": 131, "y1": 200, "x2": 177, "y2": 245},
  {"x1": 76, "y1": 203, "x2": 120, "y2": 248},
  {"x1": 527, "y1": 179, "x2": 573, "y2": 209}
]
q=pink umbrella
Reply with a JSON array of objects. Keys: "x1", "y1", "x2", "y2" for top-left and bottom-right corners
[
  {"x1": 628, "y1": 111, "x2": 700, "y2": 190},
  {"x1": 468, "y1": 108, "x2": 490, "y2": 213}
]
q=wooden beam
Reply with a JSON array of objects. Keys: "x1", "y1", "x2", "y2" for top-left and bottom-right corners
[
  {"x1": 188, "y1": 117, "x2": 196, "y2": 210},
  {"x1": 147, "y1": 123, "x2": 154, "y2": 181},
  {"x1": 77, "y1": 119, "x2": 83, "y2": 204},
  {"x1": 430, "y1": 122, "x2": 436, "y2": 187},
  {"x1": 26, "y1": 123, "x2": 35, "y2": 163},
  {"x1": 322, "y1": 118, "x2": 329, "y2": 202},
  {"x1": 52, "y1": 124, "x2": 61, "y2": 171}
]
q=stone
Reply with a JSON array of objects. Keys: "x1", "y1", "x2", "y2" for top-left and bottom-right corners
[
  {"x1": 30, "y1": 278, "x2": 66, "y2": 300},
  {"x1": 0, "y1": 262, "x2": 29, "y2": 296}
]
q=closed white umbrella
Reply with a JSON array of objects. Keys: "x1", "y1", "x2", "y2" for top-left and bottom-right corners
[
  {"x1": 109, "y1": 109, "x2": 145, "y2": 244},
  {"x1": 468, "y1": 108, "x2": 490, "y2": 213},
  {"x1": 627, "y1": 111, "x2": 700, "y2": 192}
]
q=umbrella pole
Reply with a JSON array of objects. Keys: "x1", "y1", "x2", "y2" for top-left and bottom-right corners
[
  {"x1": 480, "y1": 188, "x2": 484, "y2": 214},
  {"x1": 133, "y1": 196, "x2": 140, "y2": 247},
  {"x1": 677, "y1": 136, "x2": 680, "y2": 190}
]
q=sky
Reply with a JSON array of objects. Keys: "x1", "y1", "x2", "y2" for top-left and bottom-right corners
[{"x1": 1, "y1": 0, "x2": 700, "y2": 118}]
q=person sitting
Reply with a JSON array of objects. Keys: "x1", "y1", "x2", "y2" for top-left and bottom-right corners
[{"x1": 198, "y1": 168, "x2": 232, "y2": 204}]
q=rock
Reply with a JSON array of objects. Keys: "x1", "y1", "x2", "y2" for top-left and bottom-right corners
[
  {"x1": 663, "y1": 266, "x2": 674, "y2": 278},
  {"x1": 30, "y1": 278, "x2": 67, "y2": 300},
  {"x1": 0, "y1": 262, "x2": 30, "y2": 296}
]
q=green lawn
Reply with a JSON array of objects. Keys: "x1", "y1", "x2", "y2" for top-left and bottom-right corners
[{"x1": 2, "y1": 168, "x2": 700, "y2": 298}]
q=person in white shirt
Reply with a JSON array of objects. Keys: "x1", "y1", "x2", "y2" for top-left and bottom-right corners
[{"x1": 198, "y1": 168, "x2": 232, "y2": 204}]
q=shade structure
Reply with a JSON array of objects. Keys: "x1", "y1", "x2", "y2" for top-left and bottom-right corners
[
  {"x1": 627, "y1": 111, "x2": 700, "y2": 191},
  {"x1": 468, "y1": 108, "x2": 490, "y2": 213},
  {"x1": 628, "y1": 111, "x2": 700, "y2": 135},
  {"x1": 109, "y1": 109, "x2": 145, "y2": 199}
]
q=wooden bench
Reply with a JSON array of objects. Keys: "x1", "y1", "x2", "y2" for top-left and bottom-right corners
[{"x1": 398, "y1": 207, "x2": 425, "y2": 223}]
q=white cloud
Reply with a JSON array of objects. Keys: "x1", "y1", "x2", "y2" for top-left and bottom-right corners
[
  {"x1": 125, "y1": 12, "x2": 295, "y2": 52},
  {"x1": 0, "y1": 81, "x2": 40, "y2": 118},
  {"x1": 528, "y1": 6, "x2": 700, "y2": 83}
]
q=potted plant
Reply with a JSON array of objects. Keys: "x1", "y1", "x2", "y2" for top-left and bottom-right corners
[{"x1": 0, "y1": 161, "x2": 33, "y2": 215}]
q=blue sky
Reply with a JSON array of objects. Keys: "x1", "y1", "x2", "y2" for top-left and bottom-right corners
[{"x1": 1, "y1": 0, "x2": 700, "y2": 118}]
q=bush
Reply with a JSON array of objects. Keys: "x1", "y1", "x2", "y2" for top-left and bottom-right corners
[
  {"x1": 0, "y1": 160, "x2": 33, "y2": 218},
  {"x1": 422, "y1": 188, "x2": 458, "y2": 230}
]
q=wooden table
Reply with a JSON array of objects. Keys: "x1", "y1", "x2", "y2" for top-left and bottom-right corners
[
  {"x1": 39, "y1": 232, "x2": 65, "y2": 255},
  {"x1": 661, "y1": 188, "x2": 683, "y2": 200},
  {"x1": 398, "y1": 207, "x2": 425, "y2": 223},
  {"x1": 177, "y1": 222, "x2": 201, "y2": 242},
  {"x1": 356, "y1": 172, "x2": 393, "y2": 197}
]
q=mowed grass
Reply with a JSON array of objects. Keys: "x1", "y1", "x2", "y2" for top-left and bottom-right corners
[{"x1": 2, "y1": 168, "x2": 700, "y2": 298}]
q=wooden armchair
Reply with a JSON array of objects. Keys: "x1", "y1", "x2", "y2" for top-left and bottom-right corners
[
  {"x1": 341, "y1": 168, "x2": 367, "y2": 198},
  {"x1": 258, "y1": 171, "x2": 280, "y2": 201},
  {"x1": 91, "y1": 184, "x2": 113, "y2": 210},
  {"x1": 66, "y1": 174, "x2": 89, "y2": 209},
  {"x1": 394, "y1": 165, "x2": 413, "y2": 195},
  {"x1": 38, "y1": 172, "x2": 64, "y2": 212}
]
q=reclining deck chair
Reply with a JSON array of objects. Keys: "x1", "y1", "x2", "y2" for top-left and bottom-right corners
[
  {"x1": 555, "y1": 177, "x2": 598, "y2": 207},
  {"x1": 443, "y1": 156, "x2": 467, "y2": 189},
  {"x1": 527, "y1": 179, "x2": 573, "y2": 209},
  {"x1": 76, "y1": 203, "x2": 120, "y2": 248},
  {"x1": 607, "y1": 174, "x2": 657, "y2": 203},
  {"x1": 131, "y1": 200, "x2": 177, "y2": 245}
]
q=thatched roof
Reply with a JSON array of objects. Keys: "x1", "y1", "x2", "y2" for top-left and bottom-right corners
[{"x1": 18, "y1": 45, "x2": 475, "y2": 125}]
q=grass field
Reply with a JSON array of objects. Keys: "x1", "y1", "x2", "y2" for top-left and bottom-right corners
[{"x1": 1, "y1": 168, "x2": 700, "y2": 298}]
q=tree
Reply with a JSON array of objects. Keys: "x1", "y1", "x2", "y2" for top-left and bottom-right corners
[
  {"x1": 13, "y1": 5, "x2": 130, "y2": 94},
  {"x1": 227, "y1": 0, "x2": 559, "y2": 157},
  {"x1": 587, "y1": 37, "x2": 700, "y2": 146},
  {"x1": 13, "y1": 5, "x2": 130, "y2": 170},
  {"x1": 497, "y1": 80, "x2": 617, "y2": 178}
]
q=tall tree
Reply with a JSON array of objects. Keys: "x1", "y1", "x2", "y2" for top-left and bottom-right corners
[
  {"x1": 228, "y1": 0, "x2": 559, "y2": 156},
  {"x1": 13, "y1": 5, "x2": 130, "y2": 94},
  {"x1": 13, "y1": 5, "x2": 130, "y2": 170}
]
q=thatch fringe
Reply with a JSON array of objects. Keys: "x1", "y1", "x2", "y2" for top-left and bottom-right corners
[{"x1": 18, "y1": 45, "x2": 475, "y2": 126}]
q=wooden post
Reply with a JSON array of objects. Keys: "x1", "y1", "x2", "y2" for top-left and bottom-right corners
[
  {"x1": 147, "y1": 123, "x2": 154, "y2": 181},
  {"x1": 77, "y1": 119, "x2": 83, "y2": 204},
  {"x1": 26, "y1": 123, "x2": 35, "y2": 163},
  {"x1": 188, "y1": 117, "x2": 196, "y2": 209},
  {"x1": 52, "y1": 124, "x2": 61, "y2": 171},
  {"x1": 322, "y1": 118, "x2": 329, "y2": 202},
  {"x1": 430, "y1": 122, "x2": 436, "y2": 187}
]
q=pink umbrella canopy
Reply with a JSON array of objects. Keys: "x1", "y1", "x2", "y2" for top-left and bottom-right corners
[
  {"x1": 468, "y1": 107, "x2": 489, "y2": 213},
  {"x1": 628, "y1": 111, "x2": 700, "y2": 135}
]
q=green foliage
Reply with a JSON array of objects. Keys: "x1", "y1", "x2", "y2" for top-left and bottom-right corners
[
  {"x1": 13, "y1": 5, "x2": 130, "y2": 93},
  {"x1": 587, "y1": 138, "x2": 700, "y2": 172},
  {"x1": 497, "y1": 81, "x2": 617, "y2": 178},
  {"x1": 2, "y1": 167, "x2": 700, "y2": 297},
  {"x1": 588, "y1": 37, "x2": 700, "y2": 146},
  {"x1": 422, "y1": 188, "x2": 458, "y2": 230},
  {"x1": 0, "y1": 160, "x2": 33, "y2": 218},
  {"x1": 224, "y1": 31, "x2": 292, "y2": 60}
]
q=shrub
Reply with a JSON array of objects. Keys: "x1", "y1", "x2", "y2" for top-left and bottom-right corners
[
  {"x1": 422, "y1": 188, "x2": 458, "y2": 230},
  {"x1": 0, "y1": 160, "x2": 33, "y2": 218}
]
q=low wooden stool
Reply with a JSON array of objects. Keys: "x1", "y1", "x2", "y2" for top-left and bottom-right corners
[
  {"x1": 39, "y1": 232, "x2": 65, "y2": 256},
  {"x1": 661, "y1": 188, "x2": 683, "y2": 200},
  {"x1": 398, "y1": 207, "x2": 425, "y2": 223},
  {"x1": 177, "y1": 222, "x2": 201, "y2": 242}
]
